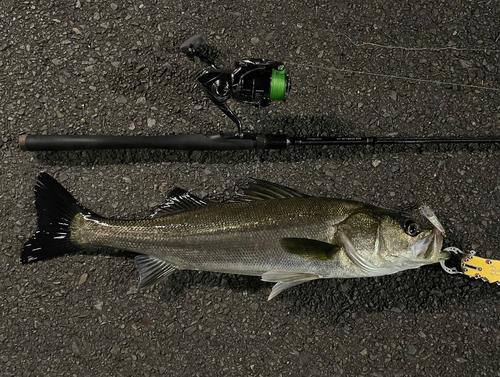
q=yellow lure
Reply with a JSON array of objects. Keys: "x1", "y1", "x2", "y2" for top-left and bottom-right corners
[{"x1": 461, "y1": 251, "x2": 500, "y2": 284}]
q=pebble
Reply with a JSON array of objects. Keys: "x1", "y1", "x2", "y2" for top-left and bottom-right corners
[
  {"x1": 185, "y1": 326, "x2": 197, "y2": 335},
  {"x1": 110, "y1": 3, "x2": 118, "y2": 10},
  {"x1": 78, "y1": 273, "x2": 88, "y2": 285},
  {"x1": 460, "y1": 60, "x2": 472, "y2": 69},
  {"x1": 389, "y1": 91, "x2": 397, "y2": 101},
  {"x1": 110, "y1": 345, "x2": 120, "y2": 355},
  {"x1": 147, "y1": 118, "x2": 156, "y2": 128},
  {"x1": 84, "y1": 65, "x2": 95, "y2": 73},
  {"x1": 75, "y1": 0, "x2": 81, "y2": 8},
  {"x1": 251, "y1": 37, "x2": 260, "y2": 45},
  {"x1": 115, "y1": 95, "x2": 127, "y2": 104},
  {"x1": 94, "y1": 300, "x2": 103, "y2": 311},
  {"x1": 54, "y1": 108, "x2": 64, "y2": 118},
  {"x1": 372, "y1": 160, "x2": 381, "y2": 168},
  {"x1": 360, "y1": 349, "x2": 368, "y2": 356},
  {"x1": 136, "y1": 97, "x2": 146, "y2": 104},
  {"x1": 52, "y1": 58, "x2": 62, "y2": 66},
  {"x1": 407, "y1": 345, "x2": 417, "y2": 355},
  {"x1": 71, "y1": 341, "x2": 80, "y2": 355}
]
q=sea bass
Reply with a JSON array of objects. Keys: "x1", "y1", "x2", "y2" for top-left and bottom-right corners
[{"x1": 22, "y1": 173, "x2": 448, "y2": 300}]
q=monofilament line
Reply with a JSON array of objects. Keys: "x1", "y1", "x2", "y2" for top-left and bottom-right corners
[{"x1": 289, "y1": 62, "x2": 500, "y2": 92}]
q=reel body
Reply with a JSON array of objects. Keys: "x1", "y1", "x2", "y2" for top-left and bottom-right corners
[{"x1": 181, "y1": 35, "x2": 291, "y2": 136}]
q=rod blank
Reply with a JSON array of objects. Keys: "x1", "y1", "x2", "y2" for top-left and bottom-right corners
[{"x1": 18, "y1": 133, "x2": 500, "y2": 152}]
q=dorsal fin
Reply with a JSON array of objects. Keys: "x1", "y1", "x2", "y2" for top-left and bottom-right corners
[
  {"x1": 236, "y1": 179, "x2": 309, "y2": 202},
  {"x1": 150, "y1": 188, "x2": 207, "y2": 218}
]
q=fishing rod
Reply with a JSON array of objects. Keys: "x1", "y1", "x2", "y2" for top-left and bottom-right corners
[
  {"x1": 19, "y1": 34, "x2": 500, "y2": 152},
  {"x1": 18, "y1": 134, "x2": 500, "y2": 151}
]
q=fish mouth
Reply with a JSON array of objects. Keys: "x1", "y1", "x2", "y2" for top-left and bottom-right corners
[
  {"x1": 413, "y1": 228, "x2": 445, "y2": 262},
  {"x1": 416, "y1": 206, "x2": 448, "y2": 262}
]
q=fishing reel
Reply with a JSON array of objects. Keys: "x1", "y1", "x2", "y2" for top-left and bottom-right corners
[
  {"x1": 20, "y1": 34, "x2": 499, "y2": 152},
  {"x1": 180, "y1": 34, "x2": 291, "y2": 137}
]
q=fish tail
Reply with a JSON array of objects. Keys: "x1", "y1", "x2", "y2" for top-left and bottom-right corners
[{"x1": 21, "y1": 173, "x2": 90, "y2": 264}]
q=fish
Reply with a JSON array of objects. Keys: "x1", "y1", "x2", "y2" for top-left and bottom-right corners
[{"x1": 21, "y1": 173, "x2": 449, "y2": 300}]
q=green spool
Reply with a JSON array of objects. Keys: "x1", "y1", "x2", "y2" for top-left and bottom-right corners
[{"x1": 269, "y1": 69, "x2": 287, "y2": 101}]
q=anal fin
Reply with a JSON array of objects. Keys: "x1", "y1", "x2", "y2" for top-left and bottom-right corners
[{"x1": 135, "y1": 255, "x2": 177, "y2": 289}]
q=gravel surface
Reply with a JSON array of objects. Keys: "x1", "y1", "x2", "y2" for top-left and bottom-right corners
[{"x1": 1, "y1": 0, "x2": 499, "y2": 376}]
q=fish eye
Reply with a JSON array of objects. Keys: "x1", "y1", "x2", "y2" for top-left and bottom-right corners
[{"x1": 403, "y1": 220, "x2": 421, "y2": 237}]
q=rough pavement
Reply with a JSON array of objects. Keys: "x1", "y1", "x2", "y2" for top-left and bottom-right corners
[{"x1": 1, "y1": 0, "x2": 499, "y2": 376}]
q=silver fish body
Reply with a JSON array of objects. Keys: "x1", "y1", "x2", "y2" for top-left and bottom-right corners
[
  {"x1": 72, "y1": 198, "x2": 363, "y2": 278},
  {"x1": 22, "y1": 174, "x2": 447, "y2": 300}
]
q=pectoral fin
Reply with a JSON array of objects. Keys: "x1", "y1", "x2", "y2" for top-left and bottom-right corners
[{"x1": 280, "y1": 238, "x2": 341, "y2": 261}]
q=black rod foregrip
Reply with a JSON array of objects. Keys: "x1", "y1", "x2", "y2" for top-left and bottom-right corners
[{"x1": 19, "y1": 133, "x2": 289, "y2": 151}]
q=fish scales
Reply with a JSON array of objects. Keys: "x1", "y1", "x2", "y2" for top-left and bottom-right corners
[{"x1": 71, "y1": 197, "x2": 362, "y2": 277}]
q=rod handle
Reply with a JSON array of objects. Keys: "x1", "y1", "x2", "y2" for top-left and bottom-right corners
[{"x1": 18, "y1": 133, "x2": 289, "y2": 151}]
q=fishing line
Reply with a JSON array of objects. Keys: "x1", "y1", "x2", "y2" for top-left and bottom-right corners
[
  {"x1": 339, "y1": 33, "x2": 500, "y2": 53},
  {"x1": 289, "y1": 33, "x2": 500, "y2": 92},
  {"x1": 288, "y1": 62, "x2": 500, "y2": 92}
]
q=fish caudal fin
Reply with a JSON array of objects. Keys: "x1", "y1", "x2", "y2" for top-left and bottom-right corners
[{"x1": 21, "y1": 173, "x2": 88, "y2": 264}]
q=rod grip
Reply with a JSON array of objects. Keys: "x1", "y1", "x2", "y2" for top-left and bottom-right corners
[{"x1": 18, "y1": 133, "x2": 288, "y2": 151}]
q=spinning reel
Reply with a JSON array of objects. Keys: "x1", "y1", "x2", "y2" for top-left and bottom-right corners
[
  {"x1": 180, "y1": 35, "x2": 291, "y2": 137},
  {"x1": 18, "y1": 34, "x2": 500, "y2": 152}
]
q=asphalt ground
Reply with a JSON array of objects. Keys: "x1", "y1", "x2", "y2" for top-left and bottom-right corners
[{"x1": 1, "y1": 0, "x2": 499, "y2": 376}]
